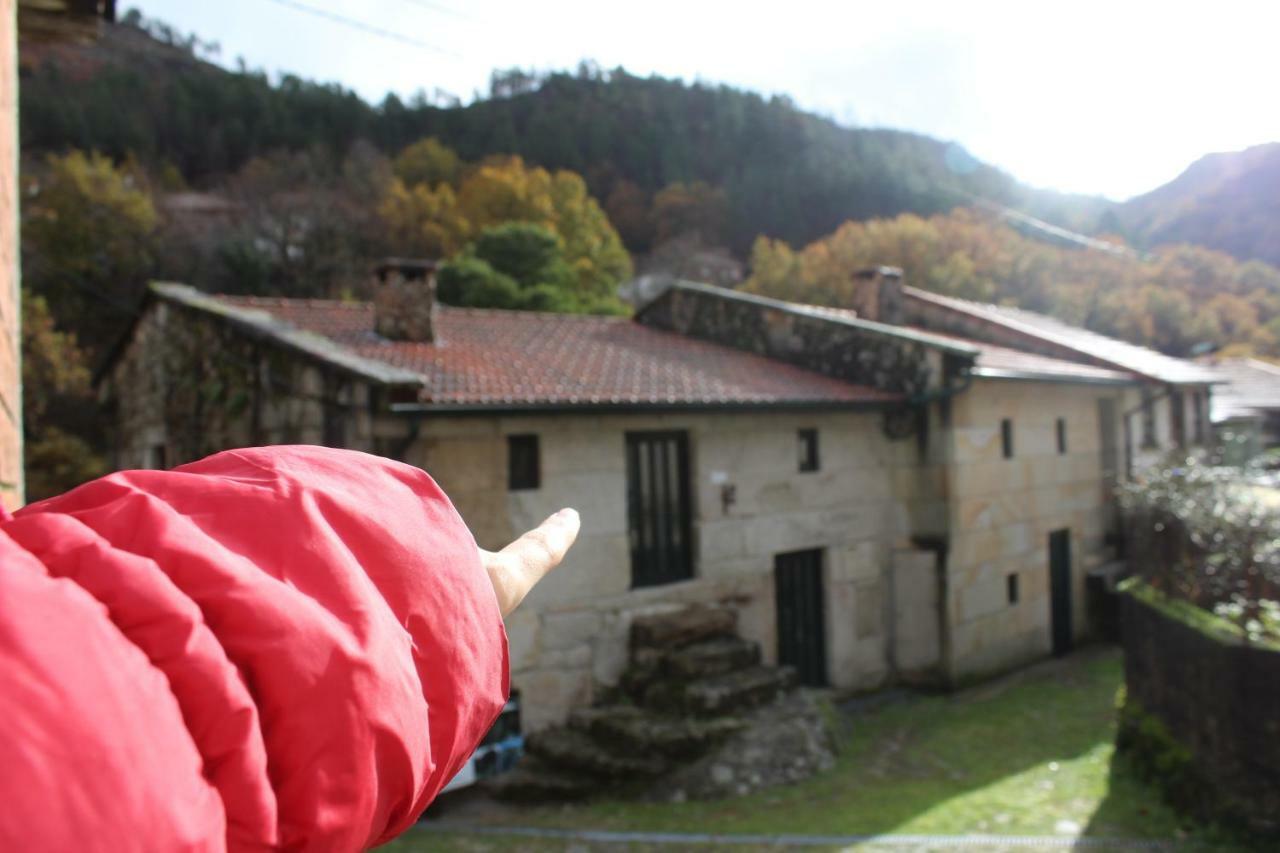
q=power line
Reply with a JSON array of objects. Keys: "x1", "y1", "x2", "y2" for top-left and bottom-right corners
[
  {"x1": 263, "y1": 0, "x2": 464, "y2": 59},
  {"x1": 395, "y1": 0, "x2": 475, "y2": 21}
]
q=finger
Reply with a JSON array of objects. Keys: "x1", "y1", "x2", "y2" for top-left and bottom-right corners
[{"x1": 485, "y1": 508, "x2": 580, "y2": 616}]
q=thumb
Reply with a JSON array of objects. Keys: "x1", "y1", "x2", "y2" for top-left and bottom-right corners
[{"x1": 482, "y1": 508, "x2": 580, "y2": 617}]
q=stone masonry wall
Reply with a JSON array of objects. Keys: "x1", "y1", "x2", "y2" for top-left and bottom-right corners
[
  {"x1": 413, "y1": 409, "x2": 932, "y2": 732},
  {"x1": 0, "y1": 4, "x2": 19, "y2": 510},
  {"x1": 106, "y1": 301, "x2": 376, "y2": 469},
  {"x1": 945, "y1": 379, "x2": 1121, "y2": 680},
  {"x1": 1120, "y1": 586, "x2": 1280, "y2": 832}
]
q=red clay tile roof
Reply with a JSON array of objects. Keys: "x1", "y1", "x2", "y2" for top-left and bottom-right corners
[{"x1": 209, "y1": 295, "x2": 903, "y2": 408}]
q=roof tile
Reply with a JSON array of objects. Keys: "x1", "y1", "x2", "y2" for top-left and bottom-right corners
[{"x1": 214, "y1": 296, "x2": 902, "y2": 408}]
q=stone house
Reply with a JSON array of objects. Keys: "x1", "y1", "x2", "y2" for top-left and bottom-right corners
[
  {"x1": 100, "y1": 263, "x2": 1215, "y2": 730},
  {"x1": 1200, "y1": 357, "x2": 1280, "y2": 459}
]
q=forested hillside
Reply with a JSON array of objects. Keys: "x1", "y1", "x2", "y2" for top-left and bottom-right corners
[
  {"x1": 19, "y1": 14, "x2": 1108, "y2": 254},
  {"x1": 1118, "y1": 143, "x2": 1280, "y2": 268},
  {"x1": 18, "y1": 12, "x2": 1280, "y2": 497}
]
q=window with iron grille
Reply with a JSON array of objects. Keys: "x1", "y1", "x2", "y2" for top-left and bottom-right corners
[
  {"x1": 626, "y1": 431, "x2": 693, "y2": 588},
  {"x1": 507, "y1": 435, "x2": 540, "y2": 491},
  {"x1": 1001, "y1": 418, "x2": 1014, "y2": 459},
  {"x1": 1056, "y1": 417, "x2": 1067, "y2": 455},
  {"x1": 797, "y1": 428, "x2": 820, "y2": 472}
]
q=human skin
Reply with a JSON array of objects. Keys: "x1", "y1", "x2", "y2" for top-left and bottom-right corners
[{"x1": 480, "y1": 507, "x2": 580, "y2": 617}]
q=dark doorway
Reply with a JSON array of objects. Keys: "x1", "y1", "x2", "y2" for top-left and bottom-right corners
[
  {"x1": 774, "y1": 548, "x2": 827, "y2": 686},
  {"x1": 1049, "y1": 529, "x2": 1073, "y2": 656},
  {"x1": 626, "y1": 431, "x2": 693, "y2": 588}
]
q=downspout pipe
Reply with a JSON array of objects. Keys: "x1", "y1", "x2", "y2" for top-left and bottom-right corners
[
  {"x1": 907, "y1": 363, "x2": 975, "y2": 407},
  {"x1": 394, "y1": 412, "x2": 423, "y2": 463}
]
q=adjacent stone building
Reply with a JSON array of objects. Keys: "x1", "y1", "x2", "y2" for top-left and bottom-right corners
[
  {"x1": 101, "y1": 264, "x2": 1215, "y2": 729},
  {"x1": 1199, "y1": 357, "x2": 1280, "y2": 460}
]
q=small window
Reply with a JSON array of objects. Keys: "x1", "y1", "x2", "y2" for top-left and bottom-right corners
[
  {"x1": 797, "y1": 428, "x2": 820, "y2": 472},
  {"x1": 1001, "y1": 419, "x2": 1014, "y2": 459},
  {"x1": 507, "y1": 435, "x2": 540, "y2": 491},
  {"x1": 1007, "y1": 573, "x2": 1020, "y2": 604},
  {"x1": 1056, "y1": 417, "x2": 1067, "y2": 455}
]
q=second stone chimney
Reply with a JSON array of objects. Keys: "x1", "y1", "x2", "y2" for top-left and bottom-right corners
[
  {"x1": 373, "y1": 257, "x2": 439, "y2": 343},
  {"x1": 850, "y1": 266, "x2": 904, "y2": 325}
]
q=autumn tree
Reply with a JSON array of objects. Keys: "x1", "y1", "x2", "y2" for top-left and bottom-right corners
[
  {"x1": 381, "y1": 154, "x2": 632, "y2": 306},
  {"x1": 604, "y1": 179, "x2": 654, "y2": 251},
  {"x1": 392, "y1": 137, "x2": 462, "y2": 188},
  {"x1": 438, "y1": 222, "x2": 627, "y2": 314},
  {"x1": 22, "y1": 150, "x2": 158, "y2": 354},
  {"x1": 744, "y1": 207, "x2": 1280, "y2": 359},
  {"x1": 378, "y1": 179, "x2": 468, "y2": 259},
  {"x1": 21, "y1": 292, "x2": 105, "y2": 500},
  {"x1": 651, "y1": 180, "x2": 728, "y2": 246}
]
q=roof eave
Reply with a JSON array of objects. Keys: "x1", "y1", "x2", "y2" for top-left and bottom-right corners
[
  {"x1": 905, "y1": 287, "x2": 1220, "y2": 386},
  {"x1": 645, "y1": 280, "x2": 982, "y2": 359},
  {"x1": 148, "y1": 282, "x2": 428, "y2": 389},
  {"x1": 971, "y1": 368, "x2": 1140, "y2": 387},
  {"x1": 388, "y1": 398, "x2": 904, "y2": 416}
]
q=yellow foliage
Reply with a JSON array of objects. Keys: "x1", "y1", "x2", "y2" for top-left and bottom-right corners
[
  {"x1": 380, "y1": 154, "x2": 631, "y2": 295},
  {"x1": 392, "y1": 137, "x2": 461, "y2": 188},
  {"x1": 744, "y1": 207, "x2": 1280, "y2": 358},
  {"x1": 378, "y1": 179, "x2": 469, "y2": 257}
]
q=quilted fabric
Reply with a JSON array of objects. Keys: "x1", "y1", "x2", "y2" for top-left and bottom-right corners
[{"x1": 0, "y1": 446, "x2": 508, "y2": 851}]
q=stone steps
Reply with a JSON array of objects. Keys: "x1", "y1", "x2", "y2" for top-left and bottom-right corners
[
  {"x1": 498, "y1": 604, "x2": 809, "y2": 802},
  {"x1": 569, "y1": 705, "x2": 747, "y2": 759},
  {"x1": 665, "y1": 636, "x2": 761, "y2": 679},
  {"x1": 682, "y1": 665, "x2": 798, "y2": 716},
  {"x1": 630, "y1": 604, "x2": 737, "y2": 652},
  {"x1": 524, "y1": 726, "x2": 668, "y2": 779},
  {"x1": 645, "y1": 664, "x2": 798, "y2": 716}
]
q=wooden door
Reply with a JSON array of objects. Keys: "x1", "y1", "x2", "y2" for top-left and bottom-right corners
[{"x1": 775, "y1": 549, "x2": 827, "y2": 686}]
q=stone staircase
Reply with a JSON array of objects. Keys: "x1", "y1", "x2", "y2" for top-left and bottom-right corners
[{"x1": 490, "y1": 605, "x2": 802, "y2": 802}]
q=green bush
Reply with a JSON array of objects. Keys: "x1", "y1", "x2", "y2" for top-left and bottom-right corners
[{"x1": 1120, "y1": 455, "x2": 1280, "y2": 640}]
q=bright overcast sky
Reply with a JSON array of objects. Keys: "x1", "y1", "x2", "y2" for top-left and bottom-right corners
[{"x1": 131, "y1": 0, "x2": 1279, "y2": 201}]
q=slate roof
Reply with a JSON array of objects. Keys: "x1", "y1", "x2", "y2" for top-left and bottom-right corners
[
  {"x1": 802, "y1": 303, "x2": 1133, "y2": 384},
  {"x1": 904, "y1": 287, "x2": 1218, "y2": 385},
  {"x1": 165, "y1": 286, "x2": 902, "y2": 409},
  {"x1": 1203, "y1": 358, "x2": 1280, "y2": 422},
  {"x1": 907, "y1": 328, "x2": 1136, "y2": 385}
]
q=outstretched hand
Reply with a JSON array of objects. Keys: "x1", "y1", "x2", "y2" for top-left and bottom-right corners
[{"x1": 480, "y1": 508, "x2": 580, "y2": 617}]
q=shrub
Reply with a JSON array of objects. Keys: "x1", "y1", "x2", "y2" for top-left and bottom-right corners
[{"x1": 1120, "y1": 454, "x2": 1280, "y2": 641}]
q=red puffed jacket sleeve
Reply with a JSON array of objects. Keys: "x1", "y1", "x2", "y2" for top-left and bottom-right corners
[{"x1": 0, "y1": 446, "x2": 509, "y2": 852}]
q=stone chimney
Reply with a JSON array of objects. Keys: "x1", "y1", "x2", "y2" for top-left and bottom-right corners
[
  {"x1": 850, "y1": 266, "x2": 904, "y2": 325},
  {"x1": 373, "y1": 257, "x2": 439, "y2": 343}
]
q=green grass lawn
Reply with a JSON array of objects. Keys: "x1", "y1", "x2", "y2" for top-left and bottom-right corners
[{"x1": 387, "y1": 647, "x2": 1247, "y2": 851}]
